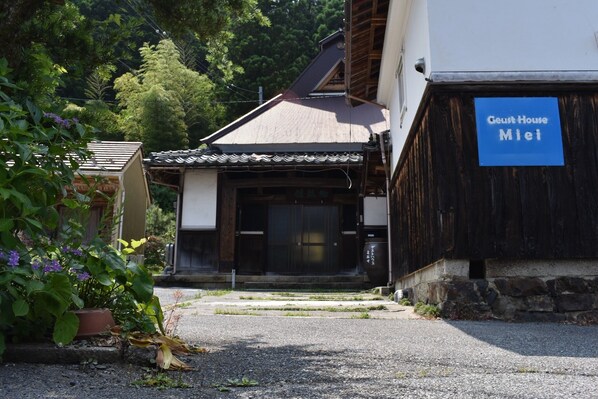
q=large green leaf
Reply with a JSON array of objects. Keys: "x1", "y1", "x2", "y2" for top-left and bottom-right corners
[
  {"x1": 26, "y1": 280, "x2": 44, "y2": 295},
  {"x1": 34, "y1": 292, "x2": 67, "y2": 318},
  {"x1": 53, "y1": 311, "x2": 79, "y2": 346},
  {"x1": 12, "y1": 298, "x2": 29, "y2": 316},
  {"x1": 36, "y1": 274, "x2": 73, "y2": 317},
  {"x1": 0, "y1": 218, "x2": 14, "y2": 232},
  {"x1": 128, "y1": 262, "x2": 154, "y2": 302}
]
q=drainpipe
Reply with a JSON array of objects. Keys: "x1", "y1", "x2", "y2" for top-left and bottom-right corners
[
  {"x1": 378, "y1": 130, "x2": 393, "y2": 287},
  {"x1": 117, "y1": 186, "x2": 125, "y2": 251}
]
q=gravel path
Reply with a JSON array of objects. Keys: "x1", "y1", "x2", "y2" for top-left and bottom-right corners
[{"x1": 1, "y1": 290, "x2": 598, "y2": 398}]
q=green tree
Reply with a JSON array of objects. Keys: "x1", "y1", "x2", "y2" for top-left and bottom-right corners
[
  {"x1": 0, "y1": 0, "x2": 265, "y2": 103},
  {"x1": 220, "y1": 0, "x2": 345, "y2": 119},
  {"x1": 114, "y1": 39, "x2": 223, "y2": 151}
]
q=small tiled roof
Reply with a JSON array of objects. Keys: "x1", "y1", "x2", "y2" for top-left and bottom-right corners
[
  {"x1": 147, "y1": 149, "x2": 363, "y2": 167},
  {"x1": 80, "y1": 141, "x2": 143, "y2": 173}
]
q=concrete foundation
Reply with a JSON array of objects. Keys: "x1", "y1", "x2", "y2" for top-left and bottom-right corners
[{"x1": 395, "y1": 259, "x2": 598, "y2": 323}]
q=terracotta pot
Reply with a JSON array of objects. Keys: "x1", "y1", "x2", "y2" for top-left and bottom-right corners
[{"x1": 73, "y1": 308, "x2": 115, "y2": 338}]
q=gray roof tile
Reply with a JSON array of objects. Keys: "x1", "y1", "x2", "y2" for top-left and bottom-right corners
[{"x1": 147, "y1": 150, "x2": 363, "y2": 167}]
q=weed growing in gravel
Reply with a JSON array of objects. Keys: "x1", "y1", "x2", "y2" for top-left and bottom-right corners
[
  {"x1": 417, "y1": 369, "x2": 430, "y2": 378},
  {"x1": 414, "y1": 302, "x2": 440, "y2": 318},
  {"x1": 398, "y1": 298, "x2": 412, "y2": 306},
  {"x1": 213, "y1": 377, "x2": 259, "y2": 392},
  {"x1": 249, "y1": 305, "x2": 387, "y2": 312},
  {"x1": 132, "y1": 371, "x2": 191, "y2": 390},
  {"x1": 351, "y1": 312, "x2": 371, "y2": 319},
  {"x1": 204, "y1": 289, "x2": 232, "y2": 297},
  {"x1": 164, "y1": 290, "x2": 184, "y2": 337},
  {"x1": 517, "y1": 367, "x2": 539, "y2": 373},
  {"x1": 284, "y1": 311, "x2": 311, "y2": 317},
  {"x1": 275, "y1": 292, "x2": 299, "y2": 297},
  {"x1": 214, "y1": 308, "x2": 260, "y2": 316}
]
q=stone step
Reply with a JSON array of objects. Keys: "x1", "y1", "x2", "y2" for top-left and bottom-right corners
[{"x1": 154, "y1": 274, "x2": 372, "y2": 290}]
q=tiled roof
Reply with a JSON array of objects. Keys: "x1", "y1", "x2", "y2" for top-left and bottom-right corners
[
  {"x1": 80, "y1": 141, "x2": 143, "y2": 173},
  {"x1": 147, "y1": 149, "x2": 363, "y2": 167},
  {"x1": 204, "y1": 97, "x2": 388, "y2": 147}
]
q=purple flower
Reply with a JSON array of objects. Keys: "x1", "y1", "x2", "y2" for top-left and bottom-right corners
[
  {"x1": 43, "y1": 112, "x2": 71, "y2": 129},
  {"x1": 71, "y1": 248, "x2": 83, "y2": 257},
  {"x1": 77, "y1": 272, "x2": 91, "y2": 281},
  {"x1": 7, "y1": 251, "x2": 19, "y2": 267},
  {"x1": 43, "y1": 259, "x2": 62, "y2": 273},
  {"x1": 31, "y1": 260, "x2": 41, "y2": 270},
  {"x1": 62, "y1": 246, "x2": 83, "y2": 257}
]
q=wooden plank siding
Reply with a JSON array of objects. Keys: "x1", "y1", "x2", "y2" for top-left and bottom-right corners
[{"x1": 391, "y1": 86, "x2": 598, "y2": 278}]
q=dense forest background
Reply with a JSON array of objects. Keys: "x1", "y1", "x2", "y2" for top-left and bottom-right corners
[{"x1": 1, "y1": 0, "x2": 344, "y2": 153}]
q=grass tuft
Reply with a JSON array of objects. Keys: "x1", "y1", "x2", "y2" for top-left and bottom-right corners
[
  {"x1": 414, "y1": 302, "x2": 440, "y2": 318},
  {"x1": 214, "y1": 308, "x2": 260, "y2": 316}
]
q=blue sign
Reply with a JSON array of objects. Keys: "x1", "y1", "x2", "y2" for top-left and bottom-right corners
[{"x1": 474, "y1": 97, "x2": 564, "y2": 166}]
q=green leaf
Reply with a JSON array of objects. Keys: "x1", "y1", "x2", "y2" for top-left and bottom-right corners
[
  {"x1": 0, "y1": 188, "x2": 11, "y2": 200},
  {"x1": 130, "y1": 238, "x2": 147, "y2": 249},
  {"x1": 0, "y1": 231, "x2": 17, "y2": 247},
  {"x1": 61, "y1": 198, "x2": 81, "y2": 209},
  {"x1": 53, "y1": 311, "x2": 79, "y2": 346},
  {"x1": 0, "y1": 218, "x2": 14, "y2": 232},
  {"x1": 12, "y1": 298, "x2": 29, "y2": 316},
  {"x1": 25, "y1": 99, "x2": 42, "y2": 124},
  {"x1": 71, "y1": 294, "x2": 84, "y2": 309},
  {"x1": 128, "y1": 263, "x2": 154, "y2": 303},
  {"x1": 24, "y1": 217, "x2": 43, "y2": 230},
  {"x1": 26, "y1": 280, "x2": 44, "y2": 295}
]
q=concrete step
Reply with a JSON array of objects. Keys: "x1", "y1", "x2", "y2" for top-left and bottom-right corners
[{"x1": 154, "y1": 274, "x2": 372, "y2": 290}]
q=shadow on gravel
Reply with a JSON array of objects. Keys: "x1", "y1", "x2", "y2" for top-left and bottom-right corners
[
  {"x1": 444, "y1": 320, "x2": 598, "y2": 358},
  {"x1": 186, "y1": 336, "x2": 381, "y2": 398}
]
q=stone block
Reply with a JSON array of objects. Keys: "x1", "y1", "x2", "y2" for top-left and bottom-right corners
[
  {"x1": 524, "y1": 295, "x2": 555, "y2": 312},
  {"x1": 492, "y1": 277, "x2": 548, "y2": 297},
  {"x1": 428, "y1": 281, "x2": 482, "y2": 304},
  {"x1": 441, "y1": 301, "x2": 491, "y2": 320},
  {"x1": 513, "y1": 311, "x2": 567, "y2": 323},
  {"x1": 572, "y1": 310, "x2": 598, "y2": 325},
  {"x1": 546, "y1": 277, "x2": 589, "y2": 295},
  {"x1": 491, "y1": 296, "x2": 522, "y2": 320},
  {"x1": 485, "y1": 288, "x2": 498, "y2": 306},
  {"x1": 555, "y1": 294, "x2": 596, "y2": 312}
]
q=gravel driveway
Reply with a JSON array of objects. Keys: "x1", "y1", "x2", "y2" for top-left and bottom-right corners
[{"x1": 1, "y1": 288, "x2": 598, "y2": 398}]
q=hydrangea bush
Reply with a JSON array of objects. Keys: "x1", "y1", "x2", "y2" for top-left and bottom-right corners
[{"x1": 0, "y1": 62, "x2": 162, "y2": 357}]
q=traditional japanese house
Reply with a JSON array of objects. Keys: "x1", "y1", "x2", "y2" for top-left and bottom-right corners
[
  {"x1": 346, "y1": 0, "x2": 598, "y2": 321},
  {"x1": 147, "y1": 32, "x2": 390, "y2": 288}
]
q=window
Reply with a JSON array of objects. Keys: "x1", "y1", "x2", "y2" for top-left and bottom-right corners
[{"x1": 396, "y1": 53, "x2": 407, "y2": 124}]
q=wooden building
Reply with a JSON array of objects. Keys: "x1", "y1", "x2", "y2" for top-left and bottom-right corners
[
  {"x1": 68, "y1": 141, "x2": 150, "y2": 248},
  {"x1": 346, "y1": 0, "x2": 598, "y2": 322},
  {"x1": 147, "y1": 32, "x2": 390, "y2": 288}
]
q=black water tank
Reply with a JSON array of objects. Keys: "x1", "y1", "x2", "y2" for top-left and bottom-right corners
[{"x1": 362, "y1": 238, "x2": 388, "y2": 286}]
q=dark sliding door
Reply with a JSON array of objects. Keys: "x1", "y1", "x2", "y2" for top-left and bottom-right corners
[{"x1": 267, "y1": 204, "x2": 339, "y2": 274}]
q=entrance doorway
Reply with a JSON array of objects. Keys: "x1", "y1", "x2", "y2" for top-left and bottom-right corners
[{"x1": 267, "y1": 204, "x2": 339, "y2": 274}]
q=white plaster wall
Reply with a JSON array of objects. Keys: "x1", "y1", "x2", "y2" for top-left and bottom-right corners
[
  {"x1": 427, "y1": 0, "x2": 598, "y2": 74},
  {"x1": 363, "y1": 196, "x2": 388, "y2": 226},
  {"x1": 181, "y1": 169, "x2": 218, "y2": 229},
  {"x1": 379, "y1": 0, "x2": 431, "y2": 173}
]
